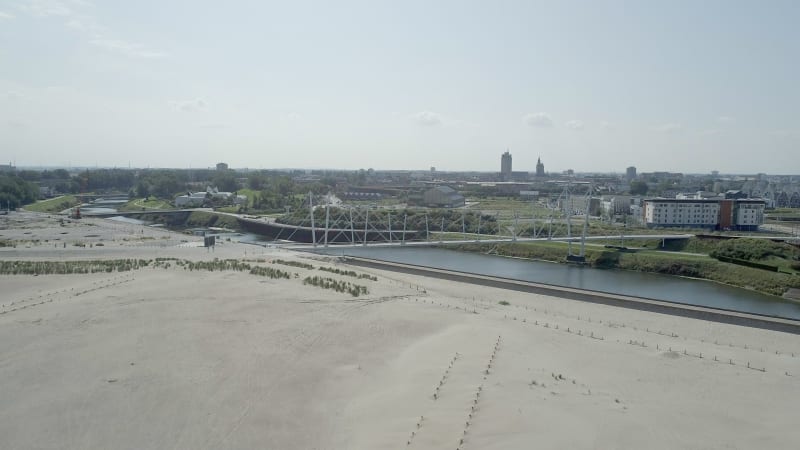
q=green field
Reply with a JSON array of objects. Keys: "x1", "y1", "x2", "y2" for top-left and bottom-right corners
[
  {"x1": 118, "y1": 197, "x2": 176, "y2": 211},
  {"x1": 24, "y1": 195, "x2": 81, "y2": 213}
]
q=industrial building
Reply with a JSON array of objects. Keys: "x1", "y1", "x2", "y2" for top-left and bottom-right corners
[
  {"x1": 418, "y1": 186, "x2": 465, "y2": 208},
  {"x1": 175, "y1": 187, "x2": 246, "y2": 208},
  {"x1": 643, "y1": 198, "x2": 765, "y2": 231}
]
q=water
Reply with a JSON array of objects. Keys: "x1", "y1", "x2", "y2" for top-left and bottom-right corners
[
  {"x1": 79, "y1": 207, "x2": 118, "y2": 214},
  {"x1": 318, "y1": 246, "x2": 800, "y2": 320}
]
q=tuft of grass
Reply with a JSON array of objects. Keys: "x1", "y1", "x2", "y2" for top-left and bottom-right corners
[{"x1": 498, "y1": 300, "x2": 510, "y2": 306}]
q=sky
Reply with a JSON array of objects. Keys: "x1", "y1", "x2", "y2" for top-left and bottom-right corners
[{"x1": 1, "y1": 0, "x2": 798, "y2": 173}]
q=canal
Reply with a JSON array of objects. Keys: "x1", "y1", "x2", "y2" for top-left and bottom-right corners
[{"x1": 316, "y1": 246, "x2": 800, "y2": 320}]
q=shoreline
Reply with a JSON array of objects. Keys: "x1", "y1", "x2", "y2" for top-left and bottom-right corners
[
  {"x1": 449, "y1": 246, "x2": 792, "y2": 300},
  {"x1": 343, "y1": 255, "x2": 800, "y2": 335},
  {"x1": 444, "y1": 241, "x2": 799, "y2": 298}
]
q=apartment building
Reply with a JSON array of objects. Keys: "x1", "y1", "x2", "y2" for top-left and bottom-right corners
[{"x1": 643, "y1": 198, "x2": 765, "y2": 231}]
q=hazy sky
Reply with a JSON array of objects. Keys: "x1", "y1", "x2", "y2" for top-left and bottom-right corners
[{"x1": 1, "y1": 0, "x2": 798, "y2": 173}]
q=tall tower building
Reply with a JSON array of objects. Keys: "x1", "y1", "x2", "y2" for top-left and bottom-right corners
[
  {"x1": 500, "y1": 150, "x2": 512, "y2": 179},
  {"x1": 626, "y1": 166, "x2": 637, "y2": 181},
  {"x1": 536, "y1": 157, "x2": 545, "y2": 177}
]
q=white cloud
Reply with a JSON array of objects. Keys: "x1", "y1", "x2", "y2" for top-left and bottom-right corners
[
  {"x1": 6, "y1": 91, "x2": 23, "y2": 100},
  {"x1": 20, "y1": 0, "x2": 74, "y2": 17},
  {"x1": 717, "y1": 116, "x2": 735, "y2": 124},
  {"x1": 413, "y1": 111, "x2": 442, "y2": 126},
  {"x1": 565, "y1": 120, "x2": 584, "y2": 130},
  {"x1": 170, "y1": 98, "x2": 208, "y2": 113},
  {"x1": 19, "y1": 2, "x2": 165, "y2": 59},
  {"x1": 0, "y1": 11, "x2": 15, "y2": 19},
  {"x1": 90, "y1": 38, "x2": 167, "y2": 58},
  {"x1": 654, "y1": 123, "x2": 682, "y2": 133},
  {"x1": 286, "y1": 112, "x2": 301, "y2": 121},
  {"x1": 523, "y1": 112, "x2": 553, "y2": 128},
  {"x1": 699, "y1": 129, "x2": 720, "y2": 136},
  {"x1": 599, "y1": 120, "x2": 614, "y2": 130}
]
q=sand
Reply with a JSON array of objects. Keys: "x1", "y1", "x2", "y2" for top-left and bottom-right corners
[{"x1": 1, "y1": 211, "x2": 799, "y2": 449}]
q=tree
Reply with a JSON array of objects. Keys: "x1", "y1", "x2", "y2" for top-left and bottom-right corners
[
  {"x1": 135, "y1": 181, "x2": 150, "y2": 199},
  {"x1": 0, "y1": 175, "x2": 39, "y2": 208},
  {"x1": 212, "y1": 171, "x2": 239, "y2": 192},
  {"x1": 630, "y1": 180, "x2": 649, "y2": 195}
]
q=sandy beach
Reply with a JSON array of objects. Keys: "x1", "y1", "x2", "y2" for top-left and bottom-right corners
[{"x1": 1, "y1": 212, "x2": 799, "y2": 449}]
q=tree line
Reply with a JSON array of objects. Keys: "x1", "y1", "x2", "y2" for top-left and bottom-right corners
[{"x1": 0, "y1": 175, "x2": 39, "y2": 209}]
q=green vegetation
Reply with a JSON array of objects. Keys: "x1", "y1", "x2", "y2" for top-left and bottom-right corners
[
  {"x1": 318, "y1": 266, "x2": 378, "y2": 281},
  {"x1": 248, "y1": 265, "x2": 293, "y2": 279},
  {"x1": 767, "y1": 208, "x2": 800, "y2": 219},
  {"x1": 709, "y1": 238, "x2": 799, "y2": 262},
  {"x1": 450, "y1": 240, "x2": 800, "y2": 297},
  {"x1": 498, "y1": 300, "x2": 510, "y2": 306},
  {"x1": 272, "y1": 259, "x2": 315, "y2": 270},
  {"x1": 185, "y1": 211, "x2": 241, "y2": 230},
  {"x1": 707, "y1": 238, "x2": 800, "y2": 274},
  {"x1": 118, "y1": 197, "x2": 176, "y2": 211},
  {"x1": 8, "y1": 168, "x2": 346, "y2": 215},
  {"x1": 0, "y1": 175, "x2": 40, "y2": 209},
  {"x1": 24, "y1": 195, "x2": 81, "y2": 213},
  {"x1": 131, "y1": 211, "x2": 242, "y2": 231},
  {"x1": 0, "y1": 259, "x2": 149, "y2": 275},
  {"x1": 302, "y1": 275, "x2": 369, "y2": 297},
  {"x1": 629, "y1": 180, "x2": 649, "y2": 195},
  {"x1": 617, "y1": 252, "x2": 800, "y2": 296},
  {"x1": 168, "y1": 258, "x2": 293, "y2": 279}
]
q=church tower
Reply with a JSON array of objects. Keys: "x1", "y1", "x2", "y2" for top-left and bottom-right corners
[{"x1": 535, "y1": 157, "x2": 545, "y2": 177}]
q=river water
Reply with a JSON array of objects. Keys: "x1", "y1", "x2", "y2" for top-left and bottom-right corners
[{"x1": 317, "y1": 246, "x2": 800, "y2": 320}]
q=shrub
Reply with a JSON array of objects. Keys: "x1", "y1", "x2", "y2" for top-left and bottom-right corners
[
  {"x1": 272, "y1": 259, "x2": 314, "y2": 270},
  {"x1": 318, "y1": 266, "x2": 378, "y2": 281},
  {"x1": 709, "y1": 238, "x2": 796, "y2": 262},
  {"x1": 302, "y1": 275, "x2": 368, "y2": 297}
]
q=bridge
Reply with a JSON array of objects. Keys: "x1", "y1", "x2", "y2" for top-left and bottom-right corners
[
  {"x1": 282, "y1": 233, "x2": 695, "y2": 250},
  {"x1": 77, "y1": 193, "x2": 796, "y2": 253},
  {"x1": 79, "y1": 208, "x2": 209, "y2": 217}
]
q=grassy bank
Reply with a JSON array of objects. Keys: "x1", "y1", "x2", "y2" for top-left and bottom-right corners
[
  {"x1": 118, "y1": 197, "x2": 176, "y2": 211},
  {"x1": 133, "y1": 211, "x2": 243, "y2": 231},
  {"x1": 184, "y1": 211, "x2": 241, "y2": 230},
  {"x1": 24, "y1": 195, "x2": 81, "y2": 213},
  {"x1": 449, "y1": 241, "x2": 800, "y2": 297}
]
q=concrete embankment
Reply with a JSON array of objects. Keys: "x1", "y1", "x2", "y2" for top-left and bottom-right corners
[{"x1": 343, "y1": 256, "x2": 800, "y2": 335}]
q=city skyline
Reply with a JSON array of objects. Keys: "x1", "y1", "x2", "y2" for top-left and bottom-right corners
[{"x1": 1, "y1": 1, "x2": 798, "y2": 173}]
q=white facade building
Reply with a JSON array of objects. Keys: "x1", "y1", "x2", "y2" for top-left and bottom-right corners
[
  {"x1": 174, "y1": 186, "x2": 247, "y2": 208},
  {"x1": 735, "y1": 201, "x2": 765, "y2": 228},
  {"x1": 175, "y1": 192, "x2": 208, "y2": 207},
  {"x1": 644, "y1": 199, "x2": 721, "y2": 229},
  {"x1": 643, "y1": 198, "x2": 765, "y2": 231}
]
